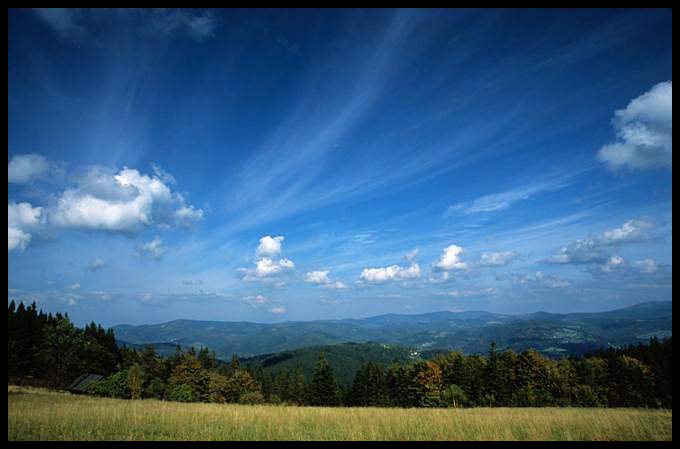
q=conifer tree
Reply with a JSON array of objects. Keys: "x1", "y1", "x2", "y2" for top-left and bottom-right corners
[{"x1": 308, "y1": 352, "x2": 339, "y2": 406}]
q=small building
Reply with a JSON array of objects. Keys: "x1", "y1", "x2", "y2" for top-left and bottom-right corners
[{"x1": 67, "y1": 374, "x2": 104, "y2": 394}]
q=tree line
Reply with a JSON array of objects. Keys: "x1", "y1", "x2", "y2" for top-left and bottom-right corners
[{"x1": 8, "y1": 301, "x2": 672, "y2": 408}]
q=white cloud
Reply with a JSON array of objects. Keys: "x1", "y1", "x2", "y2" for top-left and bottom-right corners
[
  {"x1": 240, "y1": 235, "x2": 295, "y2": 283},
  {"x1": 256, "y1": 236, "x2": 284, "y2": 257},
  {"x1": 150, "y1": 9, "x2": 217, "y2": 41},
  {"x1": 447, "y1": 180, "x2": 570, "y2": 215},
  {"x1": 305, "y1": 270, "x2": 347, "y2": 289},
  {"x1": 252, "y1": 257, "x2": 294, "y2": 277},
  {"x1": 322, "y1": 281, "x2": 347, "y2": 290},
  {"x1": 600, "y1": 220, "x2": 653, "y2": 245},
  {"x1": 33, "y1": 9, "x2": 217, "y2": 42},
  {"x1": 243, "y1": 294, "x2": 268, "y2": 304},
  {"x1": 151, "y1": 163, "x2": 176, "y2": 185},
  {"x1": 8, "y1": 228, "x2": 31, "y2": 253},
  {"x1": 597, "y1": 81, "x2": 672, "y2": 170},
  {"x1": 428, "y1": 271, "x2": 451, "y2": 284},
  {"x1": 478, "y1": 251, "x2": 519, "y2": 267},
  {"x1": 138, "y1": 236, "x2": 166, "y2": 260},
  {"x1": 50, "y1": 166, "x2": 202, "y2": 233},
  {"x1": 512, "y1": 271, "x2": 570, "y2": 288},
  {"x1": 8, "y1": 154, "x2": 49, "y2": 183},
  {"x1": 360, "y1": 263, "x2": 421, "y2": 283},
  {"x1": 635, "y1": 259, "x2": 659, "y2": 273},
  {"x1": 547, "y1": 237, "x2": 609, "y2": 265},
  {"x1": 88, "y1": 259, "x2": 106, "y2": 271},
  {"x1": 547, "y1": 219, "x2": 654, "y2": 265},
  {"x1": 405, "y1": 248, "x2": 420, "y2": 262},
  {"x1": 8, "y1": 202, "x2": 45, "y2": 252},
  {"x1": 444, "y1": 287, "x2": 498, "y2": 298},
  {"x1": 174, "y1": 204, "x2": 204, "y2": 225},
  {"x1": 600, "y1": 255, "x2": 624, "y2": 273},
  {"x1": 68, "y1": 283, "x2": 81, "y2": 290},
  {"x1": 269, "y1": 306, "x2": 286, "y2": 314},
  {"x1": 305, "y1": 270, "x2": 331, "y2": 284},
  {"x1": 433, "y1": 244, "x2": 468, "y2": 271},
  {"x1": 32, "y1": 8, "x2": 87, "y2": 40}
]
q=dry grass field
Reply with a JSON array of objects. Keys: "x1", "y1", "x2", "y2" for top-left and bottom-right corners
[{"x1": 7, "y1": 386, "x2": 672, "y2": 441}]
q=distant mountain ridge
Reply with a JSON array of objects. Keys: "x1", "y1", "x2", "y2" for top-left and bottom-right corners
[{"x1": 113, "y1": 301, "x2": 672, "y2": 359}]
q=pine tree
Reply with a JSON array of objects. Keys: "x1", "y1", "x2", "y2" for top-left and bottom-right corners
[{"x1": 308, "y1": 352, "x2": 339, "y2": 406}]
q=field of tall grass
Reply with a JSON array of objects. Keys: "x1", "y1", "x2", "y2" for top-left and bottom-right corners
[{"x1": 8, "y1": 386, "x2": 672, "y2": 441}]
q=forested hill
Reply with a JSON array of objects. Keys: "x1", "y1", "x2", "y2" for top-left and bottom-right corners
[
  {"x1": 7, "y1": 301, "x2": 673, "y2": 408},
  {"x1": 240, "y1": 342, "x2": 447, "y2": 386},
  {"x1": 113, "y1": 301, "x2": 672, "y2": 359}
]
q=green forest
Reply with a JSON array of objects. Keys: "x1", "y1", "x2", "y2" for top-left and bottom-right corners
[{"x1": 8, "y1": 301, "x2": 672, "y2": 409}]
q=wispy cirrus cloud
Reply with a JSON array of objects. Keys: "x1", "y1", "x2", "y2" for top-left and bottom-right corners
[
  {"x1": 31, "y1": 8, "x2": 218, "y2": 42},
  {"x1": 447, "y1": 179, "x2": 571, "y2": 215}
]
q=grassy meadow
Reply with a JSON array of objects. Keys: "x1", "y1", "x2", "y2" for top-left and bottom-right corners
[{"x1": 8, "y1": 386, "x2": 672, "y2": 441}]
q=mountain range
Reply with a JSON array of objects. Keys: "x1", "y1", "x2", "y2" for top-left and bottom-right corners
[{"x1": 114, "y1": 301, "x2": 672, "y2": 360}]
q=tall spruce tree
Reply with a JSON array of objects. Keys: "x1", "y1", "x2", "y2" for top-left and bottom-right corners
[{"x1": 308, "y1": 352, "x2": 339, "y2": 406}]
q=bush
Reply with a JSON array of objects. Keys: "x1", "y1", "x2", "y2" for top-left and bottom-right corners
[
  {"x1": 165, "y1": 383, "x2": 196, "y2": 403},
  {"x1": 239, "y1": 391, "x2": 265, "y2": 405},
  {"x1": 88, "y1": 370, "x2": 131, "y2": 399},
  {"x1": 145, "y1": 378, "x2": 166, "y2": 400}
]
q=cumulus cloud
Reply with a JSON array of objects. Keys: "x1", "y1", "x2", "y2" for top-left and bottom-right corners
[
  {"x1": 305, "y1": 270, "x2": 331, "y2": 284},
  {"x1": 269, "y1": 306, "x2": 286, "y2": 314},
  {"x1": 8, "y1": 154, "x2": 50, "y2": 183},
  {"x1": 597, "y1": 81, "x2": 672, "y2": 170},
  {"x1": 547, "y1": 237, "x2": 610, "y2": 265},
  {"x1": 305, "y1": 270, "x2": 347, "y2": 289},
  {"x1": 600, "y1": 219, "x2": 653, "y2": 245},
  {"x1": 50, "y1": 166, "x2": 202, "y2": 233},
  {"x1": 433, "y1": 244, "x2": 468, "y2": 271},
  {"x1": 478, "y1": 251, "x2": 519, "y2": 267},
  {"x1": 138, "y1": 236, "x2": 166, "y2": 260},
  {"x1": 240, "y1": 236, "x2": 295, "y2": 283},
  {"x1": 360, "y1": 263, "x2": 421, "y2": 283},
  {"x1": 546, "y1": 219, "x2": 654, "y2": 266},
  {"x1": 256, "y1": 236, "x2": 284, "y2": 257},
  {"x1": 8, "y1": 202, "x2": 45, "y2": 252},
  {"x1": 246, "y1": 257, "x2": 295, "y2": 278}
]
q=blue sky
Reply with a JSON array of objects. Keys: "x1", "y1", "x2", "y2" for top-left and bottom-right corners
[{"x1": 8, "y1": 9, "x2": 672, "y2": 327}]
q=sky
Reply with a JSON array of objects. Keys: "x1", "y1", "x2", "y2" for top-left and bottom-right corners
[{"x1": 8, "y1": 8, "x2": 673, "y2": 327}]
